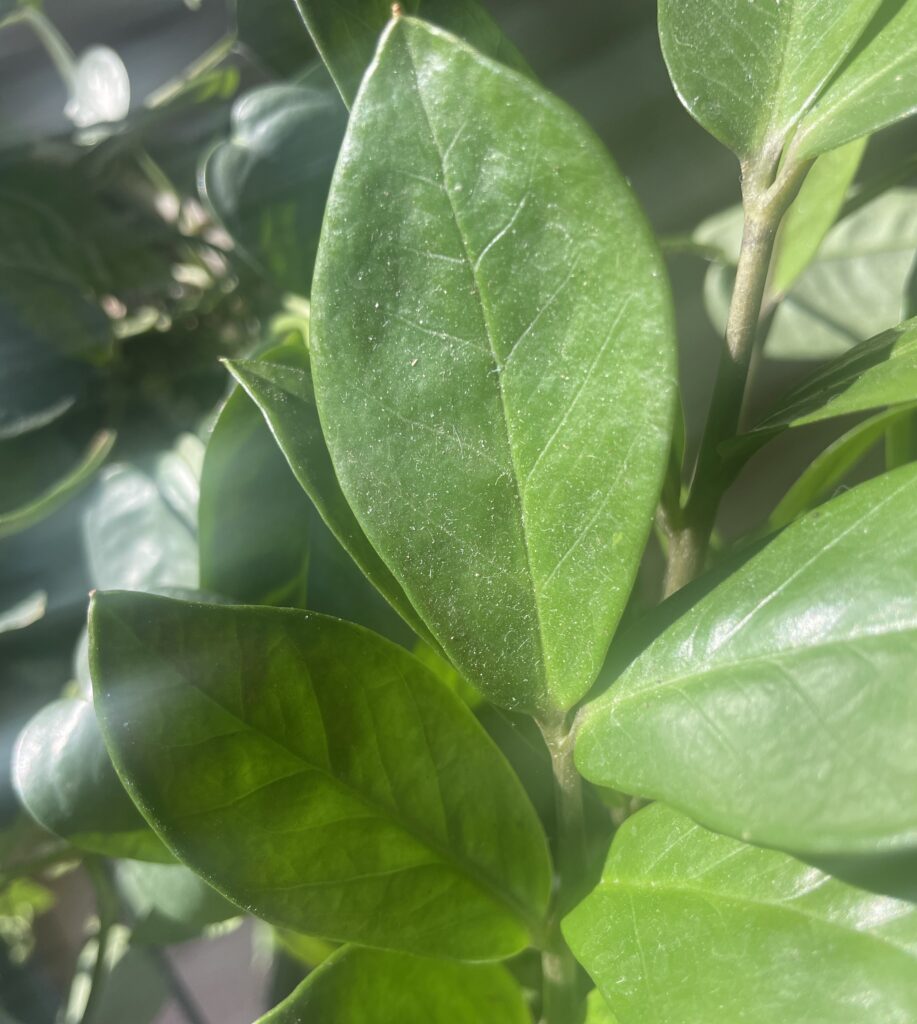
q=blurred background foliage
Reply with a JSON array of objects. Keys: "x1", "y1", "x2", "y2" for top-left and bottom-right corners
[{"x1": 0, "y1": 0, "x2": 914, "y2": 1021}]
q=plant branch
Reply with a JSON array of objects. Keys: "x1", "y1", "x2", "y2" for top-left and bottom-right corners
[{"x1": 79, "y1": 860, "x2": 119, "y2": 1024}]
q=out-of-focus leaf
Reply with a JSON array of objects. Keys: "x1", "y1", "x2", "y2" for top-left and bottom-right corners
[
  {"x1": 199, "y1": 336, "x2": 312, "y2": 607},
  {"x1": 90, "y1": 591, "x2": 551, "y2": 958},
  {"x1": 585, "y1": 990, "x2": 619, "y2": 1024},
  {"x1": 0, "y1": 430, "x2": 116, "y2": 540},
  {"x1": 201, "y1": 83, "x2": 346, "y2": 296},
  {"x1": 65, "y1": 46, "x2": 131, "y2": 130},
  {"x1": 657, "y1": 0, "x2": 880, "y2": 159},
  {"x1": 235, "y1": 0, "x2": 316, "y2": 78},
  {"x1": 564, "y1": 804, "x2": 917, "y2": 1024},
  {"x1": 0, "y1": 591, "x2": 46, "y2": 635},
  {"x1": 698, "y1": 188, "x2": 917, "y2": 359},
  {"x1": 115, "y1": 861, "x2": 239, "y2": 945},
  {"x1": 792, "y1": 0, "x2": 917, "y2": 160},
  {"x1": 310, "y1": 17, "x2": 676, "y2": 714},
  {"x1": 257, "y1": 945, "x2": 531, "y2": 1023},
  {"x1": 12, "y1": 698, "x2": 171, "y2": 862},
  {"x1": 576, "y1": 465, "x2": 917, "y2": 856},
  {"x1": 771, "y1": 137, "x2": 867, "y2": 295},
  {"x1": 294, "y1": 0, "x2": 529, "y2": 107}
]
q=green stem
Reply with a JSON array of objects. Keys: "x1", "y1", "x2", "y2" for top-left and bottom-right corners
[
  {"x1": 144, "y1": 32, "x2": 235, "y2": 108},
  {"x1": 538, "y1": 714, "x2": 586, "y2": 1024},
  {"x1": 150, "y1": 948, "x2": 210, "y2": 1024},
  {"x1": 663, "y1": 157, "x2": 811, "y2": 596},
  {"x1": 79, "y1": 860, "x2": 119, "y2": 1024},
  {"x1": 0, "y1": 6, "x2": 77, "y2": 91}
]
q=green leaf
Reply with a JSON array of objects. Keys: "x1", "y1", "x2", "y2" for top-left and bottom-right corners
[
  {"x1": 199, "y1": 339, "x2": 311, "y2": 607},
  {"x1": 698, "y1": 187, "x2": 917, "y2": 359},
  {"x1": 793, "y1": 0, "x2": 917, "y2": 160},
  {"x1": 585, "y1": 990, "x2": 620, "y2": 1024},
  {"x1": 89, "y1": 591, "x2": 551, "y2": 958},
  {"x1": 115, "y1": 861, "x2": 239, "y2": 946},
  {"x1": 0, "y1": 429, "x2": 115, "y2": 541},
  {"x1": 257, "y1": 945, "x2": 530, "y2": 1023},
  {"x1": 225, "y1": 355, "x2": 434, "y2": 645},
  {"x1": 310, "y1": 17, "x2": 676, "y2": 713},
  {"x1": 12, "y1": 699, "x2": 171, "y2": 862},
  {"x1": 200, "y1": 83, "x2": 346, "y2": 296},
  {"x1": 294, "y1": 0, "x2": 529, "y2": 107},
  {"x1": 576, "y1": 464, "x2": 917, "y2": 855},
  {"x1": 234, "y1": 0, "x2": 315, "y2": 78},
  {"x1": 771, "y1": 137, "x2": 867, "y2": 296},
  {"x1": 0, "y1": 590, "x2": 46, "y2": 635},
  {"x1": 657, "y1": 0, "x2": 881, "y2": 160},
  {"x1": 564, "y1": 803, "x2": 917, "y2": 1024},
  {"x1": 766, "y1": 405, "x2": 917, "y2": 531}
]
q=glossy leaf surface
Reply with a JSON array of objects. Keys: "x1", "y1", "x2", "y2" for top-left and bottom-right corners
[
  {"x1": 294, "y1": 0, "x2": 528, "y2": 106},
  {"x1": 576, "y1": 465, "x2": 917, "y2": 854},
  {"x1": 564, "y1": 803, "x2": 917, "y2": 1024},
  {"x1": 657, "y1": 0, "x2": 880, "y2": 159},
  {"x1": 311, "y1": 17, "x2": 675, "y2": 713},
  {"x1": 226, "y1": 356, "x2": 433, "y2": 644},
  {"x1": 90, "y1": 591, "x2": 551, "y2": 958},
  {"x1": 794, "y1": 0, "x2": 917, "y2": 159},
  {"x1": 0, "y1": 590, "x2": 46, "y2": 635},
  {"x1": 12, "y1": 699, "x2": 170, "y2": 862},
  {"x1": 258, "y1": 945, "x2": 530, "y2": 1023},
  {"x1": 199, "y1": 339, "x2": 311, "y2": 607}
]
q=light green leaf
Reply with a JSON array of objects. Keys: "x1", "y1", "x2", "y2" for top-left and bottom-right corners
[
  {"x1": 90, "y1": 591, "x2": 551, "y2": 958},
  {"x1": 115, "y1": 861, "x2": 239, "y2": 946},
  {"x1": 698, "y1": 187, "x2": 917, "y2": 359},
  {"x1": 311, "y1": 17, "x2": 676, "y2": 713},
  {"x1": 294, "y1": 0, "x2": 529, "y2": 107},
  {"x1": 0, "y1": 590, "x2": 46, "y2": 635},
  {"x1": 793, "y1": 0, "x2": 917, "y2": 160},
  {"x1": 767, "y1": 405, "x2": 917, "y2": 531},
  {"x1": 0, "y1": 430, "x2": 115, "y2": 540},
  {"x1": 771, "y1": 137, "x2": 867, "y2": 295},
  {"x1": 576, "y1": 464, "x2": 917, "y2": 855},
  {"x1": 657, "y1": 0, "x2": 881, "y2": 160},
  {"x1": 564, "y1": 803, "x2": 917, "y2": 1024},
  {"x1": 12, "y1": 699, "x2": 171, "y2": 862},
  {"x1": 225, "y1": 356, "x2": 434, "y2": 645},
  {"x1": 199, "y1": 339, "x2": 311, "y2": 607},
  {"x1": 200, "y1": 83, "x2": 346, "y2": 296},
  {"x1": 257, "y1": 945, "x2": 530, "y2": 1023},
  {"x1": 585, "y1": 989, "x2": 620, "y2": 1024}
]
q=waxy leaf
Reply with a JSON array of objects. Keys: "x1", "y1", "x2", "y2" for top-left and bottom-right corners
[
  {"x1": 12, "y1": 699, "x2": 171, "y2": 862},
  {"x1": 576, "y1": 464, "x2": 917, "y2": 854},
  {"x1": 199, "y1": 338, "x2": 311, "y2": 607},
  {"x1": 311, "y1": 17, "x2": 676, "y2": 713},
  {"x1": 294, "y1": 0, "x2": 529, "y2": 107},
  {"x1": 225, "y1": 356, "x2": 433, "y2": 644},
  {"x1": 793, "y1": 0, "x2": 917, "y2": 160},
  {"x1": 564, "y1": 803, "x2": 917, "y2": 1024},
  {"x1": 258, "y1": 945, "x2": 530, "y2": 1023},
  {"x1": 657, "y1": 0, "x2": 881, "y2": 159},
  {"x1": 0, "y1": 590, "x2": 46, "y2": 635},
  {"x1": 90, "y1": 591, "x2": 551, "y2": 958}
]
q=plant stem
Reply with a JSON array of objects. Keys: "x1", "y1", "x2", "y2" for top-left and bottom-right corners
[
  {"x1": 538, "y1": 714, "x2": 587, "y2": 1024},
  {"x1": 79, "y1": 860, "x2": 119, "y2": 1024},
  {"x1": 150, "y1": 948, "x2": 210, "y2": 1024},
  {"x1": 664, "y1": 157, "x2": 811, "y2": 595},
  {"x1": 0, "y1": 6, "x2": 77, "y2": 91}
]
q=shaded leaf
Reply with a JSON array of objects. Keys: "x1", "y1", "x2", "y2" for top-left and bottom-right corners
[
  {"x1": 90, "y1": 591, "x2": 551, "y2": 958},
  {"x1": 310, "y1": 17, "x2": 676, "y2": 713},
  {"x1": 576, "y1": 465, "x2": 917, "y2": 855},
  {"x1": 258, "y1": 945, "x2": 530, "y2": 1023},
  {"x1": 564, "y1": 803, "x2": 917, "y2": 1024},
  {"x1": 0, "y1": 591, "x2": 46, "y2": 636}
]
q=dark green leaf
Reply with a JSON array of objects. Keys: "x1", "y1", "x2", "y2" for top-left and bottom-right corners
[
  {"x1": 294, "y1": 0, "x2": 529, "y2": 107},
  {"x1": 310, "y1": 17, "x2": 676, "y2": 713},
  {"x1": 199, "y1": 339, "x2": 311, "y2": 607},
  {"x1": 235, "y1": 0, "x2": 316, "y2": 77},
  {"x1": 200, "y1": 83, "x2": 346, "y2": 296},
  {"x1": 792, "y1": 0, "x2": 917, "y2": 160},
  {"x1": 564, "y1": 803, "x2": 917, "y2": 1024},
  {"x1": 90, "y1": 591, "x2": 551, "y2": 958},
  {"x1": 576, "y1": 465, "x2": 917, "y2": 855},
  {"x1": 225, "y1": 356, "x2": 434, "y2": 644},
  {"x1": 258, "y1": 945, "x2": 530, "y2": 1023},
  {"x1": 657, "y1": 0, "x2": 880, "y2": 159},
  {"x1": 12, "y1": 699, "x2": 171, "y2": 862}
]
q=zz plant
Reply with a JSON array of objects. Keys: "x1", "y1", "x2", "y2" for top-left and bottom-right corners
[{"x1": 11, "y1": 1, "x2": 917, "y2": 1021}]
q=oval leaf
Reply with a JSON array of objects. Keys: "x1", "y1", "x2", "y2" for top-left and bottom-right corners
[
  {"x1": 576, "y1": 464, "x2": 917, "y2": 855},
  {"x1": 311, "y1": 17, "x2": 675, "y2": 714},
  {"x1": 258, "y1": 945, "x2": 530, "y2": 1023},
  {"x1": 89, "y1": 591, "x2": 551, "y2": 959},
  {"x1": 564, "y1": 803, "x2": 917, "y2": 1024}
]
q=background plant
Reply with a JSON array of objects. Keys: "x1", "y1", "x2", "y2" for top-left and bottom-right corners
[{"x1": 2, "y1": 1, "x2": 917, "y2": 1022}]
